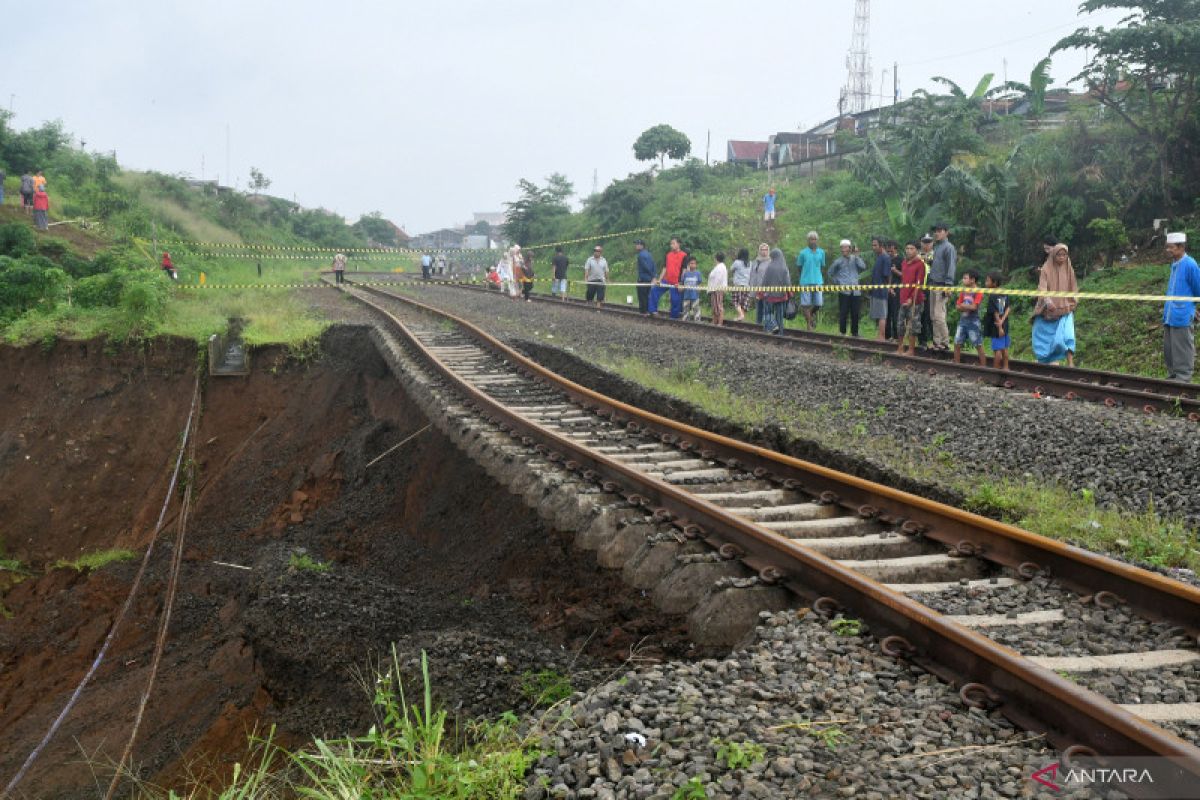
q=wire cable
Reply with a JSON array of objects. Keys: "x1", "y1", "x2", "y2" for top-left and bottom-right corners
[{"x1": 1, "y1": 373, "x2": 202, "y2": 799}]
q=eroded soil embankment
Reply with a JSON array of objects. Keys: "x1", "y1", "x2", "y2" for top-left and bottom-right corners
[{"x1": 0, "y1": 327, "x2": 693, "y2": 798}]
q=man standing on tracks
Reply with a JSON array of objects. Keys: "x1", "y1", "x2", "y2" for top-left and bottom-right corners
[
  {"x1": 584, "y1": 245, "x2": 609, "y2": 309},
  {"x1": 552, "y1": 246, "x2": 570, "y2": 299},
  {"x1": 421, "y1": 252, "x2": 433, "y2": 280},
  {"x1": 635, "y1": 239, "x2": 656, "y2": 314},
  {"x1": 928, "y1": 223, "x2": 957, "y2": 351},
  {"x1": 796, "y1": 231, "x2": 825, "y2": 331},
  {"x1": 650, "y1": 237, "x2": 689, "y2": 319},
  {"x1": 332, "y1": 252, "x2": 347, "y2": 284},
  {"x1": 1163, "y1": 232, "x2": 1200, "y2": 382}
]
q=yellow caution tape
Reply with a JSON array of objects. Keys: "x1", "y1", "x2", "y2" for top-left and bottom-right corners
[{"x1": 152, "y1": 226, "x2": 654, "y2": 256}]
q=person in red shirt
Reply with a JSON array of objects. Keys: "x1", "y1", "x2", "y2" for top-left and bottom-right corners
[
  {"x1": 161, "y1": 251, "x2": 177, "y2": 280},
  {"x1": 953, "y1": 269, "x2": 986, "y2": 365},
  {"x1": 896, "y1": 241, "x2": 926, "y2": 356},
  {"x1": 648, "y1": 237, "x2": 689, "y2": 319},
  {"x1": 32, "y1": 186, "x2": 50, "y2": 230}
]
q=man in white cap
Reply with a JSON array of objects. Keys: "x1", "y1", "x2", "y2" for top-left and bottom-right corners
[{"x1": 1163, "y1": 232, "x2": 1200, "y2": 381}]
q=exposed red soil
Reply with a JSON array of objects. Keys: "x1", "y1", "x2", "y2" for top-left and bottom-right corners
[{"x1": 0, "y1": 327, "x2": 697, "y2": 798}]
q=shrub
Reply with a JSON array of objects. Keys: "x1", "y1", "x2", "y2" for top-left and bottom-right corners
[
  {"x1": 0, "y1": 223, "x2": 36, "y2": 259},
  {"x1": 117, "y1": 269, "x2": 169, "y2": 333},
  {"x1": 73, "y1": 271, "x2": 124, "y2": 308},
  {"x1": 0, "y1": 256, "x2": 68, "y2": 320}
]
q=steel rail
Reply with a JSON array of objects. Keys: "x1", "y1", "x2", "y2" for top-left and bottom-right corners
[
  {"x1": 344, "y1": 280, "x2": 1200, "y2": 797},
  {"x1": 399, "y1": 276, "x2": 1200, "y2": 418}
]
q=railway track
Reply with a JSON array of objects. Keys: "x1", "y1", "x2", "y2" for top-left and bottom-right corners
[
  {"x1": 340, "y1": 279, "x2": 1200, "y2": 798},
  {"x1": 392, "y1": 276, "x2": 1200, "y2": 419}
]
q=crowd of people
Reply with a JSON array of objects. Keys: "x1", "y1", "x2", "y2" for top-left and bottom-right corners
[{"x1": 480, "y1": 224, "x2": 1200, "y2": 382}]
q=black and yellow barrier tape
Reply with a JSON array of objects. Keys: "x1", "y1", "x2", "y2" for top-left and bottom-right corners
[{"x1": 173, "y1": 276, "x2": 1200, "y2": 302}]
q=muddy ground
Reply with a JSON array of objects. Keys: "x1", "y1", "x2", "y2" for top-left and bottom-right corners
[{"x1": 0, "y1": 326, "x2": 696, "y2": 798}]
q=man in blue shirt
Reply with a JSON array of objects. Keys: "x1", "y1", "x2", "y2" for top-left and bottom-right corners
[
  {"x1": 1163, "y1": 232, "x2": 1200, "y2": 381},
  {"x1": 634, "y1": 239, "x2": 657, "y2": 315},
  {"x1": 763, "y1": 188, "x2": 776, "y2": 221},
  {"x1": 795, "y1": 231, "x2": 825, "y2": 330}
]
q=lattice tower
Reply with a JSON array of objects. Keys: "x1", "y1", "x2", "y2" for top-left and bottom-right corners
[{"x1": 843, "y1": 0, "x2": 871, "y2": 115}]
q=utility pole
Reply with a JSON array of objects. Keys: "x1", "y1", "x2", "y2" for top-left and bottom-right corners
[
  {"x1": 893, "y1": 61, "x2": 899, "y2": 123},
  {"x1": 225, "y1": 124, "x2": 231, "y2": 190},
  {"x1": 591, "y1": 168, "x2": 598, "y2": 197},
  {"x1": 705, "y1": 129, "x2": 711, "y2": 165}
]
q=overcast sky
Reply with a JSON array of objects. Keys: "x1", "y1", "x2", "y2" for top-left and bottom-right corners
[{"x1": 4, "y1": 0, "x2": 1125, "y2": 235}]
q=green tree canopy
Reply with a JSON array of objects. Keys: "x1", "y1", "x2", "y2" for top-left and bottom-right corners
[
  {"x1": 1053, "y1": 0, "x2": 1200, "y2": 211},
  {"x1": 633, "y1": 124, "x2": 691, "y2": 169},
  {"x1": 502, "y1": 173, "x2": 574, "y2": 245}
]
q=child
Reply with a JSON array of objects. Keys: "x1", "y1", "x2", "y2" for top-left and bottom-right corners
[
  {"x1": 896, "y1": 241, "x2": 926, "y2": 356},
  {"x1": 681, "y1": 257, "x2": 703, "y2": 321},
  {"x1": 984, "y1": 271, "x2": 1011, "y2": 370},
  {"x1": 953, "y1": 269, "x2": 986, "y2": 365}
]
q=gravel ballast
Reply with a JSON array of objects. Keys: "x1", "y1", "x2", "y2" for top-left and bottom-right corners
[
  {"x1": 525, "y1": 611, "x2": 1123, "y2": 799},
  {"x1": 403, "y1": 284, "x2": 1200, "y2": 531}
]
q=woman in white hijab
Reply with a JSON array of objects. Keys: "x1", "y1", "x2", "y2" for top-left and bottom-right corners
[{"x1": 498, "y1": 246, "x2": 522, "y2": 299}]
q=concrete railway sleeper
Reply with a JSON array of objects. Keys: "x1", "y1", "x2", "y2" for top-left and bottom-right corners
[
  {"x1": 406, "y1": 277, "x2": 1200, "y2": 419},
  {"x1": 338, "y1": 279, "x2": 1200, "y2": 798}
]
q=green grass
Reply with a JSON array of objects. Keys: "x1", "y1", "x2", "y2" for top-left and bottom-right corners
[
  {"x1": 593, "y1": 353, "x2": 1198, "y2": 570},
  {"x1": 55, "y1": 548, "x2": 136, "y2": 571},
  {"x1": 133, "y1": 649, "x2": 540, "y2": 798},
  {"x1": 713, "y1": 739, "x2": 766, "y2": 770},
  {"x1": 830, "y1": 618, "x2": 864, "y2": 637},
  {"x1": 517, "y1": 669, "x2": 574, "y2": 707},
  {"x1": 964, "y1": 478, "x2": 1198, "y2": 570},
  {"x1": 287, "y1": 552, "x2": 329, "y2": 573},
  {"x1": 161, "y1": 287, "x2": 329, "y2": 347}
]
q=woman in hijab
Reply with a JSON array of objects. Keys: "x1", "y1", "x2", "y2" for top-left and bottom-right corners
[
  {"x1": 1031, "y1": 243, "x2": 1078, "y2": 365},
  {"x1": 497, "y1": 246, "x2": 519, "y2": 299},
  {"x1": 748, "y1": 243, "x2": 772, "y2": 325},
  {"x1": 759, "y1": 248, "x2": 792, "y2": 334}
]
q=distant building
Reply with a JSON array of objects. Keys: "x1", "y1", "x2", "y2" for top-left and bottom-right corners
[
  {"x1": 726, "y1": 141, "x2": 768, "y2": 167},
  {"x1": 411, "y1": 228, "x2": 466, "y2": 250}
]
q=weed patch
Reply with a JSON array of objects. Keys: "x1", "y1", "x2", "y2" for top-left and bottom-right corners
[
  {"x1": 287, "y1": 552, "x2": 329, "y2": 573},
  {"x1": 518, "y1": 669, "x2": 573, "y2": 708},
  {"x1": 54, "y1": 548, "x2": 136, "y2": 571}
]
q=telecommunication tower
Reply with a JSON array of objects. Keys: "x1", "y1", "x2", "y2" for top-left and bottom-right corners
[{"x1": 842, "y1": 0, "x2": 871, "y2": 115}]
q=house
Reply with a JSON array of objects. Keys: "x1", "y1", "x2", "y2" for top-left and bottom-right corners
[
  {"x1": 726, "y1": 140, "x2": 768, "y2": 167},
  {"x1": 411, "y1": 228, "x2": 466, "y2": 250}
]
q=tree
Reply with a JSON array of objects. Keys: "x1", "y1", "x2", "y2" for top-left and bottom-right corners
[
  {"x1": 502, "y1": 173, "x2": 574, "y2": 245},
  {"x1": 353, "y1": 211, "x2": 400, "y2": 247},
  {"x1": 1053, "y1": 0, "x2": 1200, "y2": 212},
  {"x1": 851, "y1": 79, "x2": 996, "y2": 245},
  {"x1": 633, "y1": 125, "x2": 691, "y2": 169},
  {"x1": 248, "y1": 166, "x2": 272, "y2": 196},
  {"x1": 997, "y1": 57, "x2": 1054, "y2": 117}
]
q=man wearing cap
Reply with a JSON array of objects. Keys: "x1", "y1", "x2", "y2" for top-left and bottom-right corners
[
  {"x1": 584, "y1": 245, "x2": 609, "y2": 309},
  {"x1": 1163, "y1": 232, "x2": 1200, "y2": 381},
  {"x1": 635, "y1": 239, "x2": 656, "y2": 314},
  {"x1": 927, "y1": 223, "x2": 957, "y2": 350},
  {"x1": 827, "y1": 239, "x2": 866, "y2": 337}
]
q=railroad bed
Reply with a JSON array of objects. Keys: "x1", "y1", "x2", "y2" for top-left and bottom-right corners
[
  {"x1": 384, "y1": 276, "x2": 1200, "y2": 419},
  {"x1": 340, "y1": 279, "x2": 1200, "y2": 798}
]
